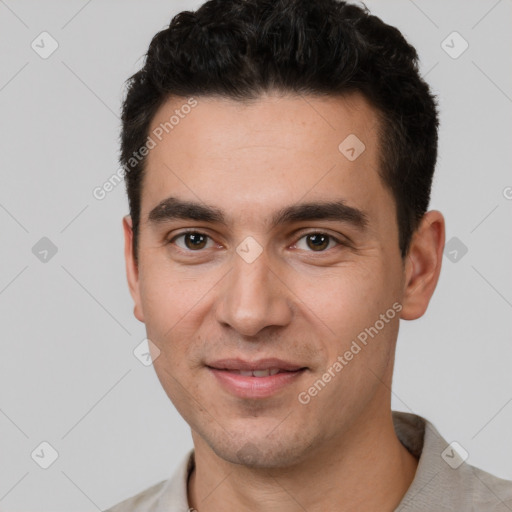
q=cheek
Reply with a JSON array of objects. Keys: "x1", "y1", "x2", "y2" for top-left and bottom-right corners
[
  {"x1": 151, "y1": 354, "x2": 196, "y2": 425},
  {"x1": 137, "y1": 259, "x2": 219, "y2": 369},
  {"x1": 137, "y1": 281, "x2": 197, "y2": 395},
  {"x1": 288, "y1": 263, "x2": 390, "y2": 340},
  {"x1": 137, "y1": 254, "x2": 213, "y2": 333}
]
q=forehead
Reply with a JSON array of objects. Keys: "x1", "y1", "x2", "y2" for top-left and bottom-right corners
[
  {"x1": 147, "y1": 91, "x2": 379, "y2": 162},
  {"x1": 141, "y1": 92, "x2": 390, "y2": 229}
]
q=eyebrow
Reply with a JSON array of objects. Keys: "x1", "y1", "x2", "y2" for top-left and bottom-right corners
[{"x1": 147, "y1": 196, "x2": 368, "y2": 230}]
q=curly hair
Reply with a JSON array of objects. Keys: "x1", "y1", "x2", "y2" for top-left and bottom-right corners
[{"x1": 120, "y1": 0, "x2": 439, "y2": 265}]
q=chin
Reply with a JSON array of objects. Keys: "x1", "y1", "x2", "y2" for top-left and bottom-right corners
[{"x1": 207, "y1": 433, "x2": 311, "y2": 469}]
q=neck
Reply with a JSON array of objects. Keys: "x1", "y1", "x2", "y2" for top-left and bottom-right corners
[{"x1": 187, "y1": 409, "x2": 419, "y2": 512}]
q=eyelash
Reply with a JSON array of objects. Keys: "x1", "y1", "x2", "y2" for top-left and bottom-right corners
[{"x1": 167, "y1": 229, "x2": 347, "y2": 253}]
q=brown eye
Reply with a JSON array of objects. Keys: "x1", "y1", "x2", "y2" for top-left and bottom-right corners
[
  {"x1": 172, "y1": 232, "x2": 212, "y2": 251},
  {"x1": 294, "y1": 232, "x2": 341, "y2": 252},
  {"x1": 306, "y1": 234, "x2": 329, "y2": 251}
]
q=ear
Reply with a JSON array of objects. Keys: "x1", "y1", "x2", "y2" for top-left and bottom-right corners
[
  {"x1": 123, "y1": 215, "x2": 145, "y2": 323},
  {"x1": 401, "y1": 210, "x2": 445, "y2": 320}
]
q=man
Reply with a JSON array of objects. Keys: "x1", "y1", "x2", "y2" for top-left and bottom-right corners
[{"x1": 105, "y1": 0, "x2": 512, "y2": 510}]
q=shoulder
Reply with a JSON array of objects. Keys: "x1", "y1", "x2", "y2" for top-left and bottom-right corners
[
  {"x1": 103, "y1": 450, "x2": 195, "y2": 512},
  {"x1": 103, "y1": 479, "x2": 169, "y2": 512},
  {"x1": 393, "y1": 411, "x2": 512, "y2": 511},
  {"x1": 455, "y1": 463, "x2": 512, "y2": 510}
]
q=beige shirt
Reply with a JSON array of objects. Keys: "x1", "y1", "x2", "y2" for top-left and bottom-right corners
[{"x1": 104, "y1": 411, "x2": 512, "y2": 511}]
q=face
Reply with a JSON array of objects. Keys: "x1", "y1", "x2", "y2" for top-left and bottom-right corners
[{"x1": 123, "y1": 92, "x2": 437, "y2": 468}]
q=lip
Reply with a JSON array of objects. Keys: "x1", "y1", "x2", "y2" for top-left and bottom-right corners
[
  {"x1": 207, "y1": 358, "x2": 305, "y2": 372},
  {"x1": 206, "y1": 359, "x2": 307, "y2": 399}
]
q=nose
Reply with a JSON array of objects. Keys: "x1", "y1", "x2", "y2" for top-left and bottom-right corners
[{"x1": 214, "y1": 248, "x2": 293, "y2": 337}]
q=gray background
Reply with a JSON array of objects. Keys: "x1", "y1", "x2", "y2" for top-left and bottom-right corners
[{"x1": 0, "y1": 0, "x2": 511, "y2": 510}]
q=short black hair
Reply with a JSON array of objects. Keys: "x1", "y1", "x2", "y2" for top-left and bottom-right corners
[{"x1": 120, "y1": 0, "x2": 439, "y2": 265}]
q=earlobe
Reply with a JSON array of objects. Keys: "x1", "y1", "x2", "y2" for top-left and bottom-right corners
[
  {"x1": 400, "y1": 210, "x2": 445, "y2": 320},
  {"x1": 122, "y1": 215, "x2": 145, "y2": 323}
]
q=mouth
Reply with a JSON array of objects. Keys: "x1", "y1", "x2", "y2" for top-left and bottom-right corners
[
  {"x1": 212, "y1": 368, "x2": 301, "y2": 377},
  {"x1": 206, "y1": 357, "x2": 306, "y2": 372},
  {"x1": 206, "y1": 358, "x2": 308, "y2": 398}
]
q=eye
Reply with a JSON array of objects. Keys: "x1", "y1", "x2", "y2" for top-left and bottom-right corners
[
  {"x1": 170, "y1": 231, "x2": 215, "y2": 251},
  {"x1": 294, "y1": 232, "x2": 342, "y2": 252}
]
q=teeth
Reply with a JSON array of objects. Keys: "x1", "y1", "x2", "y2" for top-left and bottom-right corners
[
  {"x1": 230, "y1": 368, "x2": 282, "y2": 377},
  {"x1": 253, "y1": 369, "x2": 271, "y2": 377}
]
